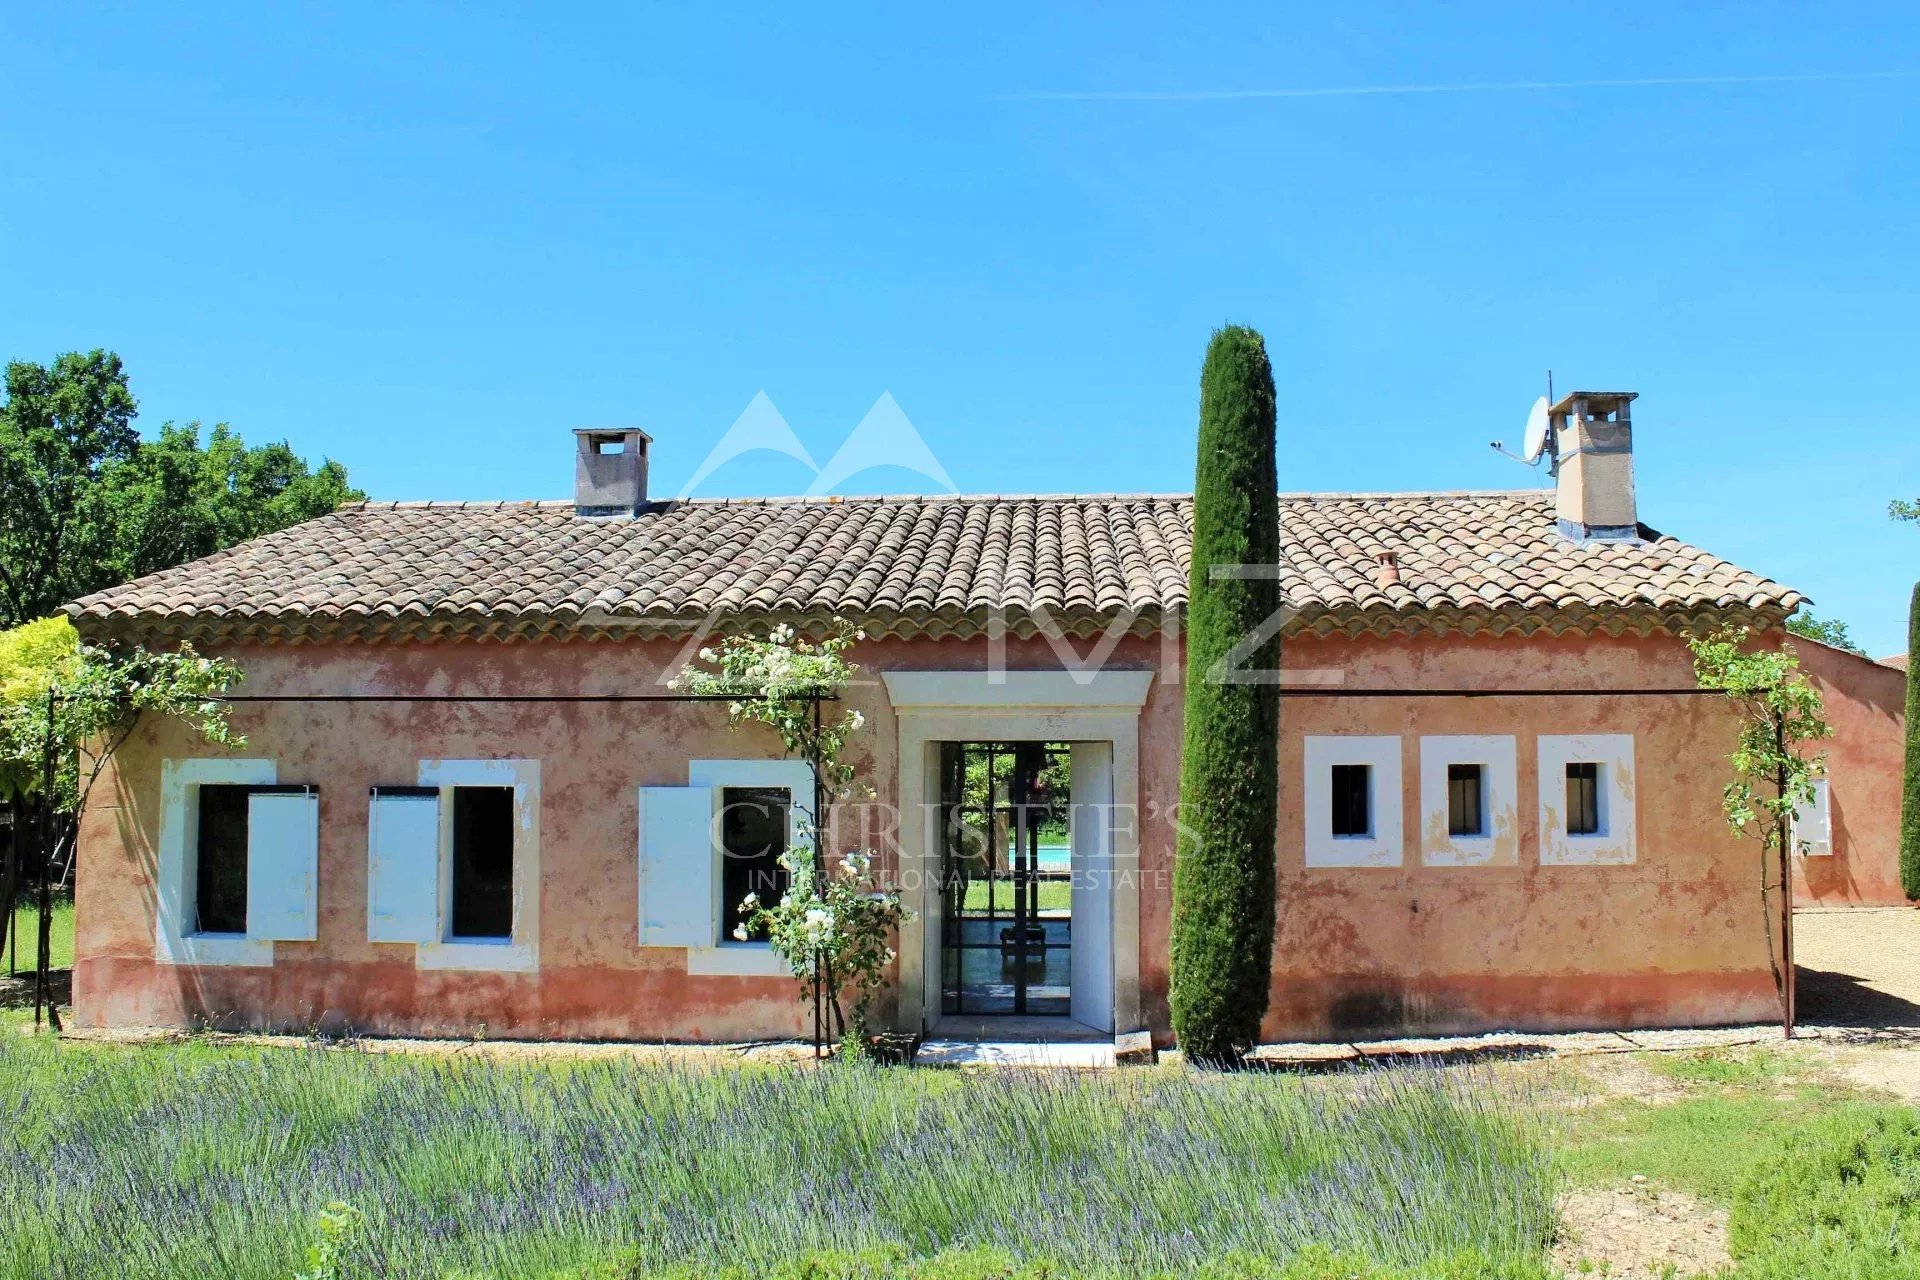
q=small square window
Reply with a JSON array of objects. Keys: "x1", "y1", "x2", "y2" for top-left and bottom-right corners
[
  {"x1": 1447, "y1": 764, "x2": 1486, "y2": 837},
  {"x1": 194, "y1": 784, "x2": 251, "y2": 934},
  {"x1": 450, "y1": 786, "x2": 515, "y2": 940},
  {"x1": 1565, "y1": 763, "x2": 1603, "y2": 837},
  {"x1": 1331, "y1": 764, "x2": 1372, "y2": 838},
  {"x1": 721, "y1": 786, "x2": 791, "y2": 939}
]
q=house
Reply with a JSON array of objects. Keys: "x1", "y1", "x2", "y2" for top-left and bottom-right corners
[
  {"x1": 68, "y1": 393, "x2": 1815, "y2": 1045},
  {"x1": 1790, "y1": 639, "x2": 1910, "y2": 907}
]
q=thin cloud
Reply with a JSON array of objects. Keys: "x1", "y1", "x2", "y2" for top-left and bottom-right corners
[{"x1": 996, "y1": 69, "x2": 1920, "y2": 103}]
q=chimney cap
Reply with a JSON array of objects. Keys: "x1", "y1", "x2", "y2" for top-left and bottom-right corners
[
  {"x1": 1549, "y1": 391, "x2": 1637, "y2": 417},
  {"x1": 573, "y1": 427, "x2": 654, "y2": 443}
]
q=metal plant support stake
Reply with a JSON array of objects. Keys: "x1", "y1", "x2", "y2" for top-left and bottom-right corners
[{"x1": 34, "y1": 689, "x2": 58, "y2": 1033}]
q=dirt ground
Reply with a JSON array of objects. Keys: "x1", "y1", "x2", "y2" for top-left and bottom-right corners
[{"x1": 1552, "y1": 1182, "x2": 1731, "y2": 1280}]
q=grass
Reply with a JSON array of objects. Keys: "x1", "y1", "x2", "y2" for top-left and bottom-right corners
[
  {"x1": 0, "y1": 1035, "x2": 1559, "y2": 1280},
  {"x1": 4, "y1": 897, "x2": 73, "y2": 973},
  {"x1": 958, "y1": 880, "x2": 1072, "y2": 913},
  {"x1": 1557, "y1": 1045, "x2": 1920, "y2": 1277}
]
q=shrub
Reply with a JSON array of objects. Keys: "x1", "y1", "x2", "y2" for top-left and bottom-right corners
[
  {"x1": 1170, "y1": 324, "x2": 1282, "y2": 1064},
  {"x1": 1729, "y1": 1106, "x2": 1920, "y2": 1278}
]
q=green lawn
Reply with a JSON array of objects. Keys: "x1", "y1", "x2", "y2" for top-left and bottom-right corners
[
  {"x1": 1554, "y1": 1045, "x2": 1920, "y2": 1278},
  {"x1": 4, "y1": 898, "x2": 73, "y2": 973},
  {"x1": 957, "y1": 879, "x2": 1072, "y2": 913}
]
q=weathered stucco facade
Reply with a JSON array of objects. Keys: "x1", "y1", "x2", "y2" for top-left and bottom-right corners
[
  {"x1": 73, "y1": 626, "x2": 1787, "y2": 1043},
  {"x1": 1791, "y1": 638, "x2": 1910, "y2": 908}
]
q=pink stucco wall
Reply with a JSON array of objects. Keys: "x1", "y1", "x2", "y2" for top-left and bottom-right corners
[
  {"x1": 1792, "y1": 639, "x2": 1910, "y2": 908},
  {"x1": 74, "y1": 626, "x2": 1786, "y2": 1042}
]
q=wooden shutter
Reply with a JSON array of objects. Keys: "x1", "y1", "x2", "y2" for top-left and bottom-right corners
[
  {"x1": 1795, "y1": 778, "x2": 1833, "y2": 856},
  {"x1": 245, "y1": 786, "x2": 320, "y2": 941},
  {"x1": 367, "y1": 786, "x2": 441, "y2": 943},
  {"x1": 638, "y1": 785, "x2": 717, "y2": 948}
]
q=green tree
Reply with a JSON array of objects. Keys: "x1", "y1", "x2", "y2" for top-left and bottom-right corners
[
  {"x1": 1891, "y1": 499, "x2": 1919, "y2": 523},
  {"x1": 1689, "y1": 625, "x2": 1833, "y2": 1035},
  {"x1": 102, "y1": 421, "x2": 360, "y2": 582},
  {"x1": 1169, "y1": 325, "x2": 1281, "y2": 1065},
  {"x1": 0, "y1": 351, "x2": 139, "y2": 626},
  {"x1": 1901, "y1": 583, "x2": 1920, "y2": 901},
  {"x1": 0, "y1": 616, "x2": 241, "y2": 1023},
  {"x1": 1785, "y1": 609, "x2": 1865, "y2": 655},
  {"x1": 0, "y1": 351, "x2": 363, "y2": 628}
]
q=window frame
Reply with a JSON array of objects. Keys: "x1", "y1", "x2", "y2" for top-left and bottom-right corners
[
  {"x1": 156, "y1": 758, "x2": 277, "y2": 967},
  {"x1": 1538, "y1": 734, "x2": 1637, "y2": 866},
  {"x1": 415, "y1": 759, "x2": 541, "y2": 972},
  {"x1": 685, "y1": 759, "x2": 813, "y2": 976},
  {"x1": 1418, "y1": 735, "x2": 1519, "y2": 867},
  {"x1": 1303, "y1": 736, "x2": 1403, "y2": 868}
]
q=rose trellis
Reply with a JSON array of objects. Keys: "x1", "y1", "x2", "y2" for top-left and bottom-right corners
[{"x1": 672, "y1": 619, "x2": 908, "y2": 1054}]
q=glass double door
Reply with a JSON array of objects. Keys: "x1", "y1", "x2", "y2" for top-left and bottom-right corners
[{"x1": 937, "y1": 741, "x2": 1072, "y2": 1016}]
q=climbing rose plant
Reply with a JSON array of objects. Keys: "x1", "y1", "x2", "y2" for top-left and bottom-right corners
[
  {"x1": 672, "y1": 619, "x2": 909, "y2": 1046},
  {"x1": 1689, "y1": 624, "x2": 1831, "y2": 1032}
]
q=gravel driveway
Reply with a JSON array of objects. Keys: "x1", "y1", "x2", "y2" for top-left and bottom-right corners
[{"x1": 1795, "y1": 906, "x2": 1920, "y2": 1028}]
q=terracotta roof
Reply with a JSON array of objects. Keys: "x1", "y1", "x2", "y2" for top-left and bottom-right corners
[
  {"x1": 65, "y1": 491, "x2": 1801, "y2": 644},
  {"x1": 1883, "y1": 653, "x2": 1909, "y2": 672}
]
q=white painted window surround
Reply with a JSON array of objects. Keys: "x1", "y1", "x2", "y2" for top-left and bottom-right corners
[
  {"x1": 1538, "y1": 734, "x2": 1637, "y2": 866},
  {"x1": 156, "y1": 759, "x2": 319, "y2": 967},
  {"x1": 1794, "y1": 777, "x2": 1832, "y2": 856},
  {"x1": 365, "y1": 759, "x2": 541, "y2": 972},
  {"x1": 1419, "y1": 735, "x2": 1519, "y2": 867},
  {"x1": 637, "y1": 759, "x2": 812, "y2": 978},
  {"x1": 1303, "y1": 736, "x2": 1404, "y2": 868}
]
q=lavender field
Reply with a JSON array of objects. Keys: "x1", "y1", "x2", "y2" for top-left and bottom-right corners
[{"x1": 0, "y1": 1033, "x2": 1557, "y2": 1279}]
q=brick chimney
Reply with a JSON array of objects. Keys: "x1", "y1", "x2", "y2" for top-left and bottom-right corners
[
  {"x1": 1550, "y1": 391, "x2": 1639, "y2": 543},
  {"x1": 573, "y1": 428, "x2": 652, "y2": 517}
]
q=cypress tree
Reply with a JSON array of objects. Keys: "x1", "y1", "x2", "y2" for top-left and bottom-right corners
[
  {"x1": 1169, "y1": 325, "x2": 1281, "y2": 1064},
  {"x1": 1901, "y1": 582, "x2": 1920, "y2": 901}
]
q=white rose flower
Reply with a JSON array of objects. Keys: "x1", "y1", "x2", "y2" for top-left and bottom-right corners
[{"x1": 731, "y1": 924, "x2": 748, "y2": 942}]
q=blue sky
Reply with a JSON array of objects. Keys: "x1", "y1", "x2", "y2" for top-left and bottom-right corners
[{"x1": 4, "y1": 4, "x2": 1917, "y2": 653}]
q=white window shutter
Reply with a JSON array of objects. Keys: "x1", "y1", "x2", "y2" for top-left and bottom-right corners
[
  {"x1": 638, "y1": 785, "x2": 717, "y2": 948},
  {"x1": 1795, "y1": 778, "x2": 1833, "y2": 856},
  {"x1": 245, "y1": 787, "x2": 320, "y2": 941},
  {"x1": 368, "y1": 787, "x2": 441, "y2": 943}
]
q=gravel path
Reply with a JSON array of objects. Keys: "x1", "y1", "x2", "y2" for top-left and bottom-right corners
[{"x1": 1795, "y1": 906, "x2": 1920, "y2": 1028}]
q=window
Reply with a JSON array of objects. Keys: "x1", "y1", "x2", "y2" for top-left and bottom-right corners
[
  {"x1": 193, "y1": 784, "x2": 251, "y2": 934},
  {"x1": 1447, "y1": 764, "x2": 1485, "y2": 838},
  {"x1": 1537, "y1": 735, "x2": 1635, "y2": 865},
  {"x1": 1565, "y1": 763, "x2": 1603, "y2": 836},
  {"x1": 1304, "y1": 737, "x2": 1403, "y2": 867},
  {"x1": 720, "y1": 786, "x2": 791, "y2": 939},
  {"x1": 366, "y1": 759, "x2": 541, "y2": 972},
  {"x1": 1793, "y1": 777, "x2": 1832, "y2": 856},
  {"x1": 1331, "y1": 765, "x2": 1372, "y2": 838},
  {"x1": 157, "y1": 760, "x2": 318, "y2": 967},
  {"x1": 449, "y1": 786, "x2": 515, "y2": 940}
]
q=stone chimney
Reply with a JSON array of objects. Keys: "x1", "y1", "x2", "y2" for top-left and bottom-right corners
[
  {"x1": 1550, "y1": 391, "x2": 1639, "y2": 542},
  {"x1": 573, "y1": 428, "x2": 652, "y2": 517}
]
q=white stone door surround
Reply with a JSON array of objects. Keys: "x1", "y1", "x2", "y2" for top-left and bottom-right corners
[{"x1": 882, "y1": 669, "x2": 1154, "y2": 1035}]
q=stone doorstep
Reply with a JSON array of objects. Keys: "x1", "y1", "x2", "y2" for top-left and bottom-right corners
[{"x1": 913, "y1": 1039, "x2": 1117, "y2": 1069}]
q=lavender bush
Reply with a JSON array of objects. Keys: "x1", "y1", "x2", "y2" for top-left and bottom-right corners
[{"x1": 0, "y1": 1035, "x2": 1556, "y2": 1279}]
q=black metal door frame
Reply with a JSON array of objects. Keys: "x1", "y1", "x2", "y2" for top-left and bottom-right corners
[{"x1": 939, "y1": 740, "x2": 1065, "y2": 1017}]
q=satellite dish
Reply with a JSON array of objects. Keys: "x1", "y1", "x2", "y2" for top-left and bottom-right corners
[{"x1": 1521, "y1": 395, "x2": 1551, "y2": 464}]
